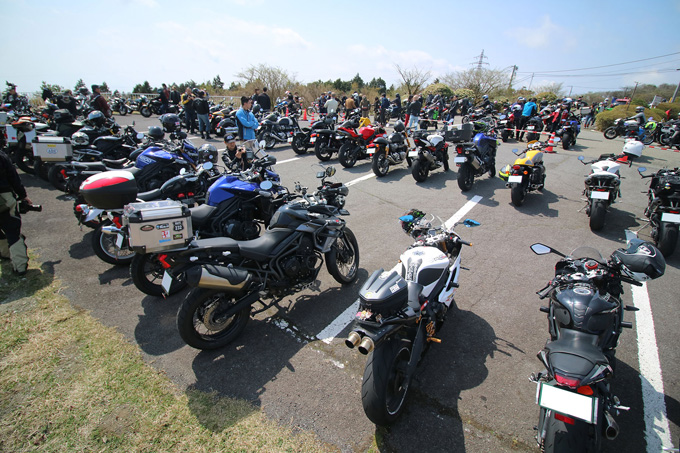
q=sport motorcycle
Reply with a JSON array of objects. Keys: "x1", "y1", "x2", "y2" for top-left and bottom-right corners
[
  {"x1": 499, "y1": 141, "x2": 547, "y2": 206},
  {"x1": 409, "y1": 130, "x2": 449, "y2": 182},
  {"x1": 637, "y1": 166, "x2": 680, "y2": 257},
  {"x1": 337, "y1": 118, "x2": 386, "y2": 168},
  {"x1": 529, "y1": 234, "x2": 665, "y2": 452},
  {"x1": 345, "y1": 210, "x2": 479, "y2": 425}
]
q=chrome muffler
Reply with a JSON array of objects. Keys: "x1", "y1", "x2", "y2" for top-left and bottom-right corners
[
  {"x1": 345, "y1": 331, "x2": 362, "y2": 349},
  {"x1": 604, "y1": 411, "x2": 619, "y2": 440}
]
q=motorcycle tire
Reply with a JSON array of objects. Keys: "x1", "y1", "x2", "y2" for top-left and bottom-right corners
[
  {"x1": 119, "y1": 106, "x2": 127, "y2": 116},
  {"x1": 589, "y1": 200, "x2": 606, "y2": 231},
  {"x1": 92, "y1": 220, "x2": 136, "y2": 266},
  {"x1": 291, "y1": 133, "x2": 307, "y2": 155},
  {"x1": 130, "y1": 253, "x2": 187, "y2": 297},
  {"x1": 501, "y1": 130, "x2": 509, "y2": 142},
  {"x1": 325, "y1": 227, "x2": 359, "y2": 284},
  {"x1": 338, "y1": 143, "x2": 359, "y2": 168},
  {"x1": 372, "y1": 151, "x2": 390, "y2": 177},
  {"x1": 176, "y1": 288, "x2": 251, "y2": 350},
  {"x1": 562, "y1": 134, "x2": 572, "y2": 150},
  {"x1": 315, "y1": 140, "x2": 333, "y2": 161},
  {"x1": 457, "y1": 163, "x2": 474, "y2": 192},
  {"x1": 264, "y1": 134, "x2": 276, "y2": 150},
  {"x1": 47, "y1": 164, "x2": 68, "y2": 193},
  {"x1": 659, "y1": 133, "x2": 671, "y2": 146},
  {"x1": 510, "y1": 184, "x2": 526, "y2": 207},
  {"x1": 642, "y1": 134, "x2": 654, "y2": 146},
  {"x1": 656, "y1": 222, "x2": 678, "y2": 257},
  {"x1": 527, "y1": 133, "x2": 538, "y2": 142},
  {"x1": 140, "y1": 106, "x2": 152, "y2": 118},
  {"x1": 14, "y1": 140, "x2": 35, "y2": 174},
  {"x1": 73, "y1": 194, "x2": 102, "y2": 229},
  {"x1": 443, "y1": 153, "x2": 450, "y2": 171},
  {"x1": 462, "y1": 115, "x2": 470, "y2": 123},
  {"x1": 361, "y1": 337, "x2": 412, "y2": 426},
  {"x1": 540, "y1": 408, "x2": 594, "y2": 453},
  {"x1": 34, "y1": 159, "x2": 50, "y2": 181},
  {"x1": 603, "y1": 127, "x2": 617, "y2": 140},
  {"x1": 411, "y1": 159, "x2": 429, "y2": 182}
]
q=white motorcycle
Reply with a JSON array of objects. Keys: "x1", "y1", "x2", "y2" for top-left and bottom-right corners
[{"x1": 578, "y1": 140, "x2": 643, "y2": 231}]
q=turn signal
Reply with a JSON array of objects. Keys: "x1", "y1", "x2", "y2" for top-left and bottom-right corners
[{"x1": 577, "y1": 385, "x2": 594, "y2": 396}]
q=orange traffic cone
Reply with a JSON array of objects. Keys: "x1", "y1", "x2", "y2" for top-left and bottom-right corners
[
  {"x1": 303, "y1": 109, "x2": 307, "y2": 121},
  {"x1": 545, "y1": 133, "x2": 556, "y2": 153}
]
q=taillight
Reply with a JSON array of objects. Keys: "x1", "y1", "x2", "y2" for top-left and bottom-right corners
[
  {"x1": 555, "y1": 374, "x2": 580, "y2": 388},
  {"x1": 456, "y1": 145, "x2": 463, "y2": 154},
  {"x1": 75, "y1": 205, "x2": 83, "y2": 213},
  {"x1": 555, "y1": 413, "x2": 575, "y2": 425},
  {"x1": 512, "y1": 165, "x2": 521, "y2": 170}
]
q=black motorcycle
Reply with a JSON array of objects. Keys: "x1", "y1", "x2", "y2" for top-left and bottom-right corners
[
  {"x1": 371, "y1": 121, "x2": 411, "y2": 177},
  {"x1": 410, "y1": 130, "x2": 450, "y2": 182},
  {"x1": 171, "y1": 186, "x2": 360, "y2": 350},
  {"x1": 140, "y1": 98, "x2": 177, "y2": 117},
  {"x1": 529, "y1": 235, "x2": 665, "y2": 452},
  {"x1": 454, "y1": 129, "x2": 497, "y2": 191},
  {"x1": 257, "y1": 112, "x2": 305, "y2": 150},
  {"x1": 638, "y1": 166, "x2": 680, "y2": 257},
  {"x1": 312, "y1": 114, "x2": 345, "y2": 162},
  {"x1": 110, "y1": 97, "x2": 130, "y2": 116},
  {"x1": 524, "y1": 114, "x2": 545, "y2": 142}
]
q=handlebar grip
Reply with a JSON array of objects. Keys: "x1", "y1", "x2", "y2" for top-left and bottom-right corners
[
  {"x1": 621, "y1": 321, "x2": 633, "y2": 329},
  {"x1": 458, "y1": 239, "x2": 472, "y2": 246}
]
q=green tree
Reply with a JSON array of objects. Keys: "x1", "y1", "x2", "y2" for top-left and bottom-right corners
[
  {"x1": 40, "y1": 81, "x2": 63, "y2": 95},
  {"x1": 100, "y1": 82, "x2": 110, "y2": 93},
  {"x1": 133, "y1": 81, "x2": 153, "y2": 93},
  {"x1": 351, "y1": 73, "x2": 364, "y2": 89},
  {"x1": 368, "y1": 77, "x2": 386, "y2": 90},
  {"x1": 212, "y1": 75, "x2": 224, "y2": 90},
  {"x1": 74, "y1": 78, "x2": 86, "y2": 91},
  {"x1": 228, "y1": 81, "x2": 241, "y2": 91}
]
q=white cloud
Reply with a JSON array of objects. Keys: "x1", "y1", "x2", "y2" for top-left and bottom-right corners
[{"x1": 506, "y1": 15, "x2": 577, "y2": 51}]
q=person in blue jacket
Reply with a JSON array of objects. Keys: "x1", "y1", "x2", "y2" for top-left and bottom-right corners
[
  {"x1": 236, "y1": 95, "x2": 260, "y2": 141},
  {"x1": 518, "y1": 97, "x2": 538, "y2": 141}
]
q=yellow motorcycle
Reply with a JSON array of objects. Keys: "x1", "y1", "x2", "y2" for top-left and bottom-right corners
[{"x1": 499, "y1": 141, "x2": 547, "y2": 206}]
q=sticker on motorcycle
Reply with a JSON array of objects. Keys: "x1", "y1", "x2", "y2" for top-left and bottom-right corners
[
  {"x1": 140, "y1": 225, "x2": 154, "y2": 232},
  {"x1": 537, "y1": 382, "x2": 597, "y2": 424},
  {"x1": 508, "y1": 175, "x2": 523, "y2": 183},
  {"x1": 590, "y1": 191, "x2": 610, "y2": 200},
  {"x1": 116, "y1": 233, "x2": 124, "y2": 248},
  {"x1": 156, "y1": 223, "x2": 170, "y2": 229}
]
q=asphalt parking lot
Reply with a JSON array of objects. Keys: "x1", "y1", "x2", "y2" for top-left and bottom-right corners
[{"x1": 19, "y1": 113, "x2": 680, "y2": 452}]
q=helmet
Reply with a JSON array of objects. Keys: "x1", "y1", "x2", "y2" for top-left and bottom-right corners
[
  {"x1": 483, "y1": 95, "x2": 489, "y2": 100},
  {"x1": 612, "y1": 239, "x2": 665, "y2": 281},
  {"x1": 399, "y1": 209, "x2": 426, "y2": 236},
  {"x1": 635, "y1": 106, "x2": 645, "y2": 113},
  {"x1": 147, "y1": 126, "x2": 165, "y2": 141},
  {"x1": 70, "y1": 131, "x2": 89, "y2": 146},
  {"x1": 252, "y1": 104, "x2": 262, "y2": 114},
  {"x1": 198, "y1": 144, "x2": 218, "y2": 163},
  {"x1": 622, "y1": 139, "x2": 644, "y2": 158},
  {"x1": 87, "y1": 110, "x2": 105, "y2": 127},
  {"x1": 518, "y1": 97, "x2": 525, "y2": 102},
  {"x1": 393, "y1": 120, "x2": 405, "y2": 132},
  {"x1": 160, "y1": 113, "x2": 181, "y2": 132},
  {"x1": 498, "y1": 164, "x2": 511, "y2": 181}
]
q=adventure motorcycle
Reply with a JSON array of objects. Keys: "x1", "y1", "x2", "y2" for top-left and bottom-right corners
[
  {"x1": 345, "y1": 210, "x2": 479, "y2": 425},
  {"x1": 409, "y1": 130, "x2": 449, "y2": 182},
  {"x1": 577, "y1": 140, "x2": 642, "y2": 231},
  {"x1": 499, "y1": 141, "x2": 547, "y2": 206},
  {"x1": 370, "y1": 121, "x2": 411, "y2": 177},
  {"x1": 529, "y1": 235, "x2": 665, "y2": 452},
  {"x1": 637, "y1": 166, "x2": 680, "y2": 257},
  {"x1": 454, "y1": 129, "x2": 498, "y2": 191},
  {"x1": 337, "y1": 118, "x2": 386, "y2": 168}
]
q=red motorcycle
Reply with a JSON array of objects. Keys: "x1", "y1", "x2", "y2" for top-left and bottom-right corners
[{"x1": 337, "y1": 118, "x2": 386, "y2": 168}]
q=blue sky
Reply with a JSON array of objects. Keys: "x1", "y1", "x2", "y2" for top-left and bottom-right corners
[{"x1": 1, "y1": 0, "x2": 679, "y2": 95}]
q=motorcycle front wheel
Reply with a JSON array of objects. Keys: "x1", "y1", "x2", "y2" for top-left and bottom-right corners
[
  {"x1": 176, "y1": 288, "x2": 251, "y2": 350},
  {"x1": 325, "y1": 227, "x2": 359, "y2": 284},
  {"x1": 411, "y1": 158, "x2": 429, "y2": 182},
  {"x1": 119, "y1": 106, "x2": 127, "y2": 116},
  {"x1": 562, "y1": 133, "x2": 572, "y2": 150},
  {"x1": 589, "y1": 200, "x2": 606, "y2": 231},
  {"x1": 14, "y1": 140, "x2": 35, "y2": 174},
  {"x1": 92, "y1": 220, "x2": 136, "y2": 265},
  {"x1": 372, "y1": 151, "x2": 390, "y2": 177},
  {"x1": 361, "y1": 337, "x2": 412, "y2": 426},
  {"x1": 315, "y1": 139, "x2": 333, "y2": 161},
  {"x1": 457, "y1": 163, "x2": 474, "y2": 191},
  {"x1": 338, "y1": 142, "x2": 359, "y2": 168},
  {"x1": 603, "y1": 127, "x2": 617, "y2": 140},
  {"x1": 264, "y1": 133, "x2": 276, "y2": 149},
  {"x1": 656, "y1": 222, "x2": 678, "y2": 257},
  {"x1": 140, "y1": 106, "x2": 152, "y2": 118},
  {"x1": 641, "y1": 134, "x2": 654, "y2": 146},
  {"x1": 130, "y1": 253, "x2": 187, "y2": 297}
]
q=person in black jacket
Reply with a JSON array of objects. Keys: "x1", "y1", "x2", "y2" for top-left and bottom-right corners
[
  {"x1": 0, "y1": 133, "x2": 31, "y2": 277},
  {"x1": 193, "y1": 91, "x2": 211, "y2": 139},
  {"x1": 407, "y1": 95, "x2": 422, "y2": 131},
  {"x1": 257, "y1": 87, "x2": 271, "y2": 112}
]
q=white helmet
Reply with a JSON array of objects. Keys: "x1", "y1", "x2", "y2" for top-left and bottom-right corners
[{"x1": 623, "y1": 139, "x2": 644, "y2": 158}]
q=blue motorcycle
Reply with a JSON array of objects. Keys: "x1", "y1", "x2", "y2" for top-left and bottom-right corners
[{"x1": 454, "y1": 126, "x2": 498, "y2": 192}]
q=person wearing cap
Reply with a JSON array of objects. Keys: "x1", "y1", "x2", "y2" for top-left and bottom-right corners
[
  {"x1": 223, "y1": 134, "x2": 250, "y2": 171},
  {"x1": 90, "y1": 84, "x2": 112, "y2": 118}
]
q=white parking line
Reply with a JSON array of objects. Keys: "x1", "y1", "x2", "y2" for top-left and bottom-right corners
[
  {"x1": 276, "y1": 157, "x2": 300, "y2": 164},
  {"x1": 315, "y1": 196, "x2": 484, "y2": 345},
  {"x1": 631, "y1": 282, "x2": 672, "y2": 452},
  {"x1": 346, "y1": 173, "x2": 376, "y2": 186}
]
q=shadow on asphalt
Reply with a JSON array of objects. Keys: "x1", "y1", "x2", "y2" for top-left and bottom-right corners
[
  {"x1": 507, "y1": 188, "x2": 562, "y2": 218},
  {"x1": 0, "y1": 259, "x2": 58, "y2": 304},
  {"x1": 591, "y1": 208, "x2": 640, "y2": 243}
]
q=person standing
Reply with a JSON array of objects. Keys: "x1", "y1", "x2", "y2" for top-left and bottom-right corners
[
  {"x1": 170, "y1": 86, "x2": 180, "y2": 105},
  {"x1": 518, "y1": 98, "x2": 537, "y2": 141},
  {"x1": 90, "y1": 84, "x2": 112, "y2": 118},
  {"x1": 324, "y1": 93, "x2": 339, "y2": 116},
  {"x1": 194, "y1": 91, "x2": 211, "y2": 139},
  {"x1": 235, "y1": 96, "x2": 260, "y2": 142},
  {"x1": 380, "y1": 93, "x2": 390, "y2": 126},
  {"x1": 160, "y1": 83, "x2": 170, "y2": 114},
  {"x1": 393, "y1": 93, "x2": 402, "y2": 121},
  {"x1": 252, "y1": 88, "x2": 260, "y2": 104},
  {"x1": 0, "y1": 133, "x2": 31, "y2": 277},
  {"x1": 257, "y1": 87, "x2": 271, "y2": 112},
  {"x1": 407, "y1": 95, "x2": 421, "y2": 131},
  {"x1": 181, "y1": 87, "x2": 196, "y2": 134},
  {"x1": 345, "y1": 95, "x2": 356, "y2": 116},
  {"x1": 360, "y1": 95, "x2": 371, "y2": 120}
]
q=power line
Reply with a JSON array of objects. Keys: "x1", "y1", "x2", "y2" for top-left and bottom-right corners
[
  {"x1": 517, "y1": 51, "x2": 680, "y2": 74},
  {"x1": 528, "y1": 68, "x2": 679, "y2": 78}
]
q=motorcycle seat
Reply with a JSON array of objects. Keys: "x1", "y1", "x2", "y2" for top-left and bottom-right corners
[
  {"x1": 237, "y1": 228, "x2": 293, "y2": 261},
  {"x1": 136, "y1": 188, "x2": 162, "y2": 201},
  {"x1": 191, "y1": 236, "x2": 240, "y2": 254},
  {"x1": 102, "y1": 158, "x2": 130, "y2": 169},
  {"x1": 544, "y1": 330, "x2": 608, "y2": 378},
  {"x1": 190, "y1": 204, "x2": 217, "y2": 227}
]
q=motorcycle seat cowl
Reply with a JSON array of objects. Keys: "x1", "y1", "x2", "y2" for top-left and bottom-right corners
[{"x1": 545, "y1": 329, "x2": 608, "y2": 378}]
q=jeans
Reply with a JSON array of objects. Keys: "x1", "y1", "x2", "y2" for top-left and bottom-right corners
[
  {"x1": 407, "y1": 115, "x2": 419, "y2": 130},
  {"x1": 197, "y1": 113, "x2": 210, "y2": 134},
  {"x1": 184, "y1": 109, "x2": 196, "y2": 131}
]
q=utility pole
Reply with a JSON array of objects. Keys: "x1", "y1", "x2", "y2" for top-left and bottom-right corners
[
  {"x1": 626, "y1": 81, "x2": 639, "y2": 112},
  {"x1": 568, "y1": 86, "x2": 573, "y2": 97},
  {"x1": 508, "y1": 65, "x2": 518, "y2": 90},
  {"x1": 528, "y1": 73, "x2": 534, "y2": 90},
  {"x1": 671, "y1": 69, "x2": 680, "y2": 103}
]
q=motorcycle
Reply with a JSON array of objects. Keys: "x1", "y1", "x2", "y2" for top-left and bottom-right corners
[
  {"x1": 499, "y1": 110, "x2": 515, "y2": 142},
  {"x1": 454, "y1": 128, "x2": 498, "y2": 191},
  {"x1": 370, "y1": 121, "x2": 411, "y2": 177},
  {"x1": 110, "y1": 97, "x2": 130, "y2": 116},
  {"x1": 170, "y1": 180, "x2": 360, "y2": 350},
  {"x1": 555, "y1": 113, "x2": 581, "y2": 150},
  {"x1": 345, "y1": 210, "x2": 479, "y2": 425},
  {"x1": 408, "y1": 130, "x2": 449, "y2": 182},
  {"x1": 529, "y1": 234, "x2": 665, "y2": 452},
  {"x1": 498, "y1": 141, "x2": 547, "y2": 206},
  {"x1": 660, "y1": 122, "x2": 680, "y2": 150},
  {"x1": 337, "y1": 118, "x2": 386, "y2": 168},
  {"x1": 637, "y1": 166, "x2": 680, "y2": 257},
  {"x1": 577, "y1": 140, "x2": 642, "y2": 231},
  {"x1": 603, "y1": 118, "x2": 643, "y2": 141},
  {"x1": 524, "y1": 114, "x2": 545, "y2": 142},
  {"x1": 257, "y1": 112, "x2": 306, "y2": 150},
  {"x1": 139, "y1": 98, "x2": 177, "y2": 117}
]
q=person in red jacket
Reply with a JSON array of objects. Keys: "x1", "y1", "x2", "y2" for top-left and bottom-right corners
[{"x1": 90, "y1": 85, "x2": 112, "y2": 118}]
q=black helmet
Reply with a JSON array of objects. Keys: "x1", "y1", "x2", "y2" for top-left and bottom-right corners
[
  {"x1": 87, "y1": 110, "x2": 105, "y2": 127},
  {"x1": 78, "y1": 87, "x2": 89, "y2": 96},
  {"x1": 160, "y1": 113, "x2": 181, "y2": 133},
  {"x1": 147, "y1": 126, "x2": 165, "y2": 141},
  {"x1": 612, "y1": 239, "x2": 665, "y2": 281},
  {"x1": 252, "y1": 104, "x2": 262, "y2": 114},
  {"x1": 399, "y1": 209, "x2": 426, "y2": 236},
  {"x1": 198, "y1": 144, "x2": 218, "y2": 163},
  {"x1": 393, "y1": 120, "x2": 405, "y2": 132}
]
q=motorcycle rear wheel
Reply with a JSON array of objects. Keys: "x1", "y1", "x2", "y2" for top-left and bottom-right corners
[
  {"x1": 325, "y1": 227, "x2": 359, "y2": 284},
  {"x1": 411, "y1": 159, "x2": 429, "y2": 182},
  {"x1": 130, "y1": 253, "x2": 187, "y2": 297},
  {"x1": 372, "y1": 151, "x2": 390, "y2": 177},
  {"x1": 176, "y1": 288, "x2": 250, "y2": 350},
  {"x1": 562, "y1": 134, "x2": 572, "y2": 150},
  {"x1": 457, "y1": 163, "x2": 474, "y2": 192},
  {"x1": 264, "y1": 133, "x2": 276, "y2": 149},
  {"x1": 140, "y1": 106, "x2": 152, "y2": 118},
  {"x1": 314, "y1": 140, "x2": 333, "y2": 161},
  {"x1": 589, "y1": 200, "x2": 606, "y2": 231},
  {"x1": 656, "y1": 222, "x2": 678, "y2": 257},
  {"x1": 119, "y1": 106, "x2": 127, "y2": 116},
  {"x1": 603, "y1": 127, "x2": 617, "y2": 140},
  {"x1": 540, "y1": 408, "x2": 595, "y2": 453},
  {"x1": 511, "y1": 184, "x2": 526, "y2": 207},
  {"x1": 48, "y1": 164, "x2": 68, "y2": 192},
  {"x1": 291, "y1": 133, "x2": 307, "y2": 154},
  {"x1": 92, "y1": 220, "x2": 136, "y2": 265},
  {"x1": 642, "y1": 134, "x2": 654, "y2": 146},
  {"x1": 361, "y1": 337, "x2": 412, "y2": 426},
  {"x1": 338, "y1": 143, "x2": 359, "y2": 168},
  {"x1": 14, "y1": 140, "x2": 35, "y2": 174}
]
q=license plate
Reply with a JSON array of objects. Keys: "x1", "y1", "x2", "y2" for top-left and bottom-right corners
[
  {"x1": 454, "y1": 156, "x2": 467, "y2": 163},
  {"x1": 527, "y1": 126, "x2": 535, "y2": 130},
  {"x1": 661, "y1": 212, "x2": 680, "y2": 223},
  {"x1": 590, "y1": 191, "x2": 609, "y2": 200},
  {"x1": 161, "y1": 271, "x2": 173, "y2": 294},
  {"x1": 116, "y1": 233, "x2": 124, "y2": 248},
  {"x1": 408, "y1": 150, "x2": 419, "y2": 158},
  {"x1": 287, "y1": 137, "x2": 293, "y2": 143},
  {"x1": 310, "y1": 136, "x2": 316, "y2": 143},
  {"x1": 508, "y1": 175, "x2": 523, "y2": 183},
  {"x1": 537, "y1": 382, "x2": 597, "y2": 424},
  {"x1": 500, "y1": 120, "x2": 507, "y2": 125}
]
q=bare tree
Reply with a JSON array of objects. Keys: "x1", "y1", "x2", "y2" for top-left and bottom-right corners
[
  {"x1": 442, "y1": 68, "x2": 509, "y2": 101},
  {"x1": 394, "y1": 64, "x2": 431, "y2": 96},
  {"x1": 235, "y1": 64, "x2": 298, "y2": 102},
  {"x1": 532, "y1": 82, "x2": 565, "y2": 97}
]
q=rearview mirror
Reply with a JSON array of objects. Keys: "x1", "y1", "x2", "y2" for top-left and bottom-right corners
[
  {"x1": 202, "y1": 162, "x2": 213, "y2": 171},
  {"x1": 316, "y1": 171, "x2": 326, "y2": 178},
  {"x1": 530, "y1": 243, "x2": 552, "y2": 255},
  {"x1": 637, "y1": 167, "x2": 647, "y2": 174}
]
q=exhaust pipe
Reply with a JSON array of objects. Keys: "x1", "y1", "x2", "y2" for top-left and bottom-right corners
[
  {"x1": 185, "y1": 265, "x2": 250, "y2": 293},
  {"x1": 101, "y1": 225, "x2": 123, "y2": 235},
  {"x1": 604, "y1": 411, "x2": 619, "y2": 440},
  {"x1": 345, "y1": 331, "x2": 362, "y2": 349},
  {"x1": 358, "y1": 336, "x2": 375, "y2": 355}
]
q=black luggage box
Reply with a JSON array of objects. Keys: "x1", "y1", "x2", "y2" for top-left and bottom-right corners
[
  {"x1": 80, "y1": 170, "x2": 138, "y2": 209},
  {"x1": 445, "y1": 123, "x2": 473, "y2": 142},
  {"x1": 53, "y1": 109, "x2": 75, "y2": 124}
]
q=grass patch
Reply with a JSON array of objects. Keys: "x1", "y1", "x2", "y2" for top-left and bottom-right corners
[{"x1": 0, "y1": 259, "x2": 336, "y2": 452}]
